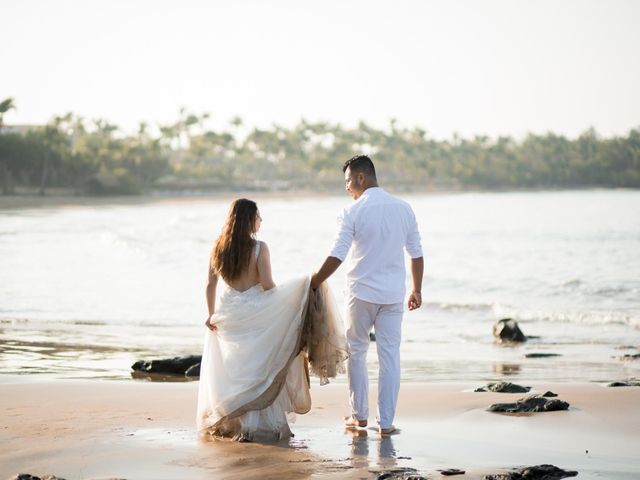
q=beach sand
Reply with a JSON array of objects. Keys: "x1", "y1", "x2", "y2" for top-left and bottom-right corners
[{"x1": 1, "y1": 378, "x2": 639, "y2": 479}]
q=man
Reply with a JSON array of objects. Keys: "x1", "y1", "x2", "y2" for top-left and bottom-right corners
[{"x1": 310, "y1": 154, "x2": 424, "y2": 435}]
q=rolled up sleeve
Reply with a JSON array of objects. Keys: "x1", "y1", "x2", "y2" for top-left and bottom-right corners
[
  {"x1": 405, "y1": 210, "x2": 423, "y2": 259},
  {"x1": 329, "y1": 210, "x2": 354, "y2": 262}
]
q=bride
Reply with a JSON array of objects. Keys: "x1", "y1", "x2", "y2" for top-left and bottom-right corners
[{"x1": 196, "y1": 198, "x2": 347, "y2": 442}]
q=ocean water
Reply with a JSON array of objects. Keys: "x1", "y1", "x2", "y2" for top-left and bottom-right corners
[{"x1": 1, "y1": 190, "x2": 639, "y2": 383}]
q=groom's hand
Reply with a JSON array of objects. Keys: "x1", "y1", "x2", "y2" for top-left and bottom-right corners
[
  {"x1": 408, "y1": 291, "x2": 422, "y2": 311},
  {"x1": 311, "y1": 256, "x2": 342, "y2": 290}
]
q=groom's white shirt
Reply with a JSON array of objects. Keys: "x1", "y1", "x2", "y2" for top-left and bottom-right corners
[{"x1": 329, "y1": 187, "x2": 423, "y2": 304}]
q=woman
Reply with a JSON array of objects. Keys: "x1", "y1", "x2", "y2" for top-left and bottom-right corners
[{"x1": 196, "y1": 198, "x2": 346, "y2": 442}]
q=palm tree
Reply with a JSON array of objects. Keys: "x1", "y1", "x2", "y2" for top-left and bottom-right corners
[
  {"x1": 0, "y1": 97, "x2": 17, "y2": 194},
  {"x1": 0, "y1": 97, "x2": 16, "y2": 132}
]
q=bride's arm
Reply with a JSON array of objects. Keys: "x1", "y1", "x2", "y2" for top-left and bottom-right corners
[
  {"x1": 257, "y1": 242, "x2": 276, "y2": 291},
  {"x1": 205, "y1": 269, "x2": 218, "y2": 330}
]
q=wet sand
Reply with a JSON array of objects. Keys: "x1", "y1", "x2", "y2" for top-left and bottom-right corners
[{"x1": 1, "y1": 378, "x2": 639, "y2": 479}]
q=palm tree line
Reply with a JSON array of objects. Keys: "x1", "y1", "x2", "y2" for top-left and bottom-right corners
[{"x1": 0, "y1": 97, "x2": 638, "y2": 195}]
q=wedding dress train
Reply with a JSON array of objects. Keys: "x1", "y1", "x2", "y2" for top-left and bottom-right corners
[{"x1": 196, "y1": 276, "x2": 347, "y2": 441}]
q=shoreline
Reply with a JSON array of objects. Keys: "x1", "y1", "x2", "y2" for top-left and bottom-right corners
[
  {"x1": 1, "y1": 187, "x2": 636, "y2": 210},
  {"x1": 1, "y1": 377, "x2": 639, "y2": 479}
]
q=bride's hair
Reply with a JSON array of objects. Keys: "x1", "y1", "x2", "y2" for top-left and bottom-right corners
[{"x1": 210, "y1": 198, "x2": 258, "y2": 281}]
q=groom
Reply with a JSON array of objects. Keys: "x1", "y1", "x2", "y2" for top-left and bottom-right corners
[{"x1": 311, "y1": 154, "x2": 424, "y2": 435}]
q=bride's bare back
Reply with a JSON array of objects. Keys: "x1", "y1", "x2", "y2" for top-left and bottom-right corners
[
  {"x1": 227, "y1": 241, "x2": 276, "y2": 292},
  {"x1": 205, "y1": 240, "x2": 276, "y2": 329}
]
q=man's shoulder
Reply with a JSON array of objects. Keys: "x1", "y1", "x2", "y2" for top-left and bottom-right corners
[
  {"x1": 375, "y1": 189, "x2": 414, "y2": 210},
  {"x1": 344, "y1": 188, "x2": 414, "y2": 216}
]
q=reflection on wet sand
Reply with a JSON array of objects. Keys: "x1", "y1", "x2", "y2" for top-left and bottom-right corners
[
  {"x1": 347, "y1": 428, "x2": 398, "y2": 470},
  {"x1": 493, "y1": 362, "x2": 521, "y2": 376}
]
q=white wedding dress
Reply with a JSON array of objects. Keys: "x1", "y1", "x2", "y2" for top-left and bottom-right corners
[{"x1": 196, "y1": 275, "x2": 347, "y2": 442}]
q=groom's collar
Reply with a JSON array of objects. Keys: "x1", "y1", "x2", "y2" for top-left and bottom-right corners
[{"x1": 361, "y1": 186, "x2": 383, "y2": 197}]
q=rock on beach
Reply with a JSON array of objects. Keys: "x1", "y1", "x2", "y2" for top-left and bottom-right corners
[
  {"x1": 607, "y1": 379, "x2": 640, "y2": 387},
  {"x1": 484, "y1": 464, "x2": 578, "y2": 479},
  {"x1": 131, "y1": 355, "x2": 201, "y2": 375},
  {"x1": 493, "y1": 318, "x2": 527, "y2": 343},
  {"x1": 9, "y1": 476, "x2": 67, "y2": 480},
  {"x1": 487, "y1": 393, "x2": 569, "y2": 413},
  {"x1": 376, "y1": 467, "x2": 425, "y2": 480},
  {"x1": 474, "y1": 382, "x2": 531, "y2": 393},
  {"x1": 524, "y1": 353, "x2": 561, "y2": 358},
  {"x1": 619, "y1": 353, "x2": 640, "y2": 360}
]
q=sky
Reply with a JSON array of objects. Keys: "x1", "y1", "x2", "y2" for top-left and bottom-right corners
[{"x1": 2, "y1": 0, "x2": 640, "y2": 139}]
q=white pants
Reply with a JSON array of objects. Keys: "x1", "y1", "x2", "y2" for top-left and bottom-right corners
[{"x1": 346, "y1": 296, "x2": 403, "y2": 429}]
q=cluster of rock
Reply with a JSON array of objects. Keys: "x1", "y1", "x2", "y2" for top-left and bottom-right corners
[
  {"x1": 473, "y1": 382, "x2": 569, "y2": 413},
  {"x1": 375, "y1": 465, "x2": 576, "y2": 480}
]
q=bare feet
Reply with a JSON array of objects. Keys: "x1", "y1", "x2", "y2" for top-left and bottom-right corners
[
  {"x1": 378, "y1": 425, "x2": 397, "y2": 436},
  {"x1": 343, "y1": 415, "x2": 367, "y2": 428}
]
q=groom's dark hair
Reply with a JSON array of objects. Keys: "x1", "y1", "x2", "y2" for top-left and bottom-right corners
[{"x1": 343, "y1": 154, "x2": 376, "y2": 178}]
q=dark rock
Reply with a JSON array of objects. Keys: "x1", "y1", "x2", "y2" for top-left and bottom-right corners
[
  {"x1": 619, "y1": 353, "x2": 640, "y2": 360},
  {"x1": 541, "y1": 391, "x2": 558, "y2": 397},
  {"x1": 488, "y1": 393, "x2": 569, "y2": 413},
  {"x1": 484, "y1": 464, "x2": 577, "y2": 479},
  {"x1": 377, "y1": 468, "x2": 425, "y2": 480},
  {"x1": 185, "y1": 363, "x2": 201, "y2": 377},
  {"x1": 493, "y1": 318, "x2": 527, "y2": 343},
  {"x1": 607, "y1": 379, "x2": 640, "y2": 387},
  {"x1": 131, "y1": 355, "x2": 201, "y2": 375},
  {"x1": 439, "y1": 468, "x2": 466, "y2": 476},
  {"x1": 370, "y1": 332, "x2": 376, "y2": 342},
  {"x1": 474, "y1": 382, "x2": 531, "y2": 393},
  {"x1": 525, "y1": 353, "x2": 561, "y2": 358},
  {"x1": 11, "y1": 475, "x2": 67, "y2": 480}
]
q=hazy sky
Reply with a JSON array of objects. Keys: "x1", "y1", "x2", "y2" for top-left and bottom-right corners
[{"x1": 2, "y1": 0, "x2": 639, "y2": 138}]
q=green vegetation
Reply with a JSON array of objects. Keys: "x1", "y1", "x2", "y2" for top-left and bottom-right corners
[{"x1": 0, "y1": 99, "x2": 638, "y2": 195}]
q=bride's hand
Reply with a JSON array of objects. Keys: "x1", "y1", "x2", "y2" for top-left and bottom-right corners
[{"x1": 205, "y1": 316, "x2": 218, "y2": 331}]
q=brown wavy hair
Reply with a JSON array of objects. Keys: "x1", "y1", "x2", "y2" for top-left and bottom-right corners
[{"x1": 210, "y1": 198, "x2": 258, "y2": 282}]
